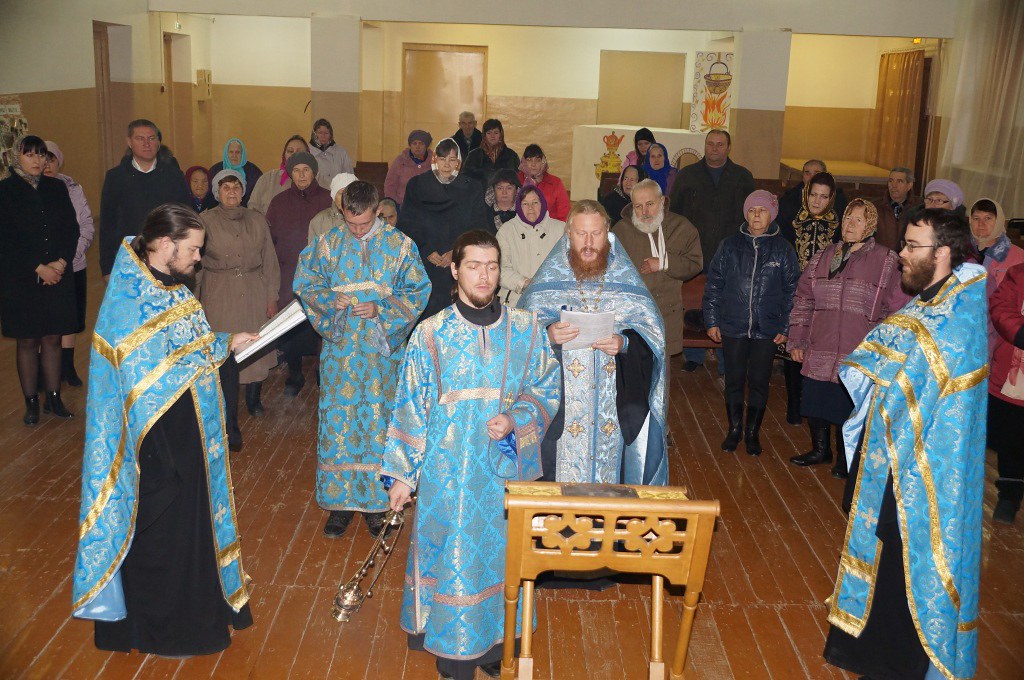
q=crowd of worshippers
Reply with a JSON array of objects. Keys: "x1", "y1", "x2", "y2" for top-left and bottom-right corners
[{"x1": 1, "y1": 109, "x2": 1016, "y2": 680}]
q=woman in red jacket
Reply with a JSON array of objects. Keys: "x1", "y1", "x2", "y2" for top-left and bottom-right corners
[
  {"x1": 517, "y1": 143, "x2": 570, "y2": 221},
  {"x1": 988, "y1": 262, "x2": 1024, "y2": 523}
]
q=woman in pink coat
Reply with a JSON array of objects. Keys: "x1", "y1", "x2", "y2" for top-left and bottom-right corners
[{"x1": 383, "y1": 129, "x2": 433, "y2": 207}]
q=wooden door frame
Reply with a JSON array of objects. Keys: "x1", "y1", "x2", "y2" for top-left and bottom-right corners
[{"x1": 400, "y1": 43, "x2": 488, "y2": 139}]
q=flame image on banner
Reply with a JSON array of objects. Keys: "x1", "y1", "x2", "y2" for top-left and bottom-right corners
[{"x1": 690, "y1": 52, "x2": 734, "y2": 133}]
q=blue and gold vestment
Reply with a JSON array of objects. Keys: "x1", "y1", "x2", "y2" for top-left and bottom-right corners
[
  {"x1": 519, "y1": 233, "x2": 667, "y2": 485},
  {"x1": 381, "y1": 305, "x2": 561, "y2": 660},
  {"x1": 73, "y1": 239, "x2": 248, "y2": 619},
  {"x1": 830, "y1": 263, "x2": 988, "y2": 679},
  {"x1": 294, "y1": 219, "x2": 430, "y2": 512}
]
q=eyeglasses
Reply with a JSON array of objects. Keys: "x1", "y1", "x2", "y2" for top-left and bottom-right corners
[
  {"x1": 923, "y1": 197, "x2": 952, "y2": 207},
  {"x1": 899, "y1": 240, "x2": 939, "y2": 252}
]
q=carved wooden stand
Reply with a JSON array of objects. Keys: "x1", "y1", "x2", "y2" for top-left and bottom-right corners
[{"x1": 501, "y1": 482, "x2": 720, "y2": 680}]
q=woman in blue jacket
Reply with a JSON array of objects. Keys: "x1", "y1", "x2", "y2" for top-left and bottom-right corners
[{"x1": 703, "y1": 190, "x2": 800, "y2": 455}]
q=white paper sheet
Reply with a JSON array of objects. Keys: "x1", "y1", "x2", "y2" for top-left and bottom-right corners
[
  {"x1": 559, "y1": 309, "x2": 616, "y2": 350},
  {"x1": 234, "y1": 299, "x2": 307, "y2": 363}
]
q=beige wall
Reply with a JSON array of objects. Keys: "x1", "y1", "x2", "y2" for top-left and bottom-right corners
[
  {"x1": 210, "y1": 85, "x2": 312, "y2": 173},
  {"x1": 781, "y1": 106, "x2": 873, "y2": 164}
]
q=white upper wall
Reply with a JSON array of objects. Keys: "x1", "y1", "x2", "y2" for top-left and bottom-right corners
[
  {"x1": 209, "y1": 15, "x2": 311, "y2": 87},
  {"x1": 149, "y1": 0, "x2": 959, "y2": 39},
  {"x1": 363, "y1": 22, "x2": 713, "y2": 100}
]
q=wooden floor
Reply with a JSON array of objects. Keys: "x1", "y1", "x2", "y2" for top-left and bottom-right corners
[{"x1": 1, "y1": 267, "x2": 1023, "y2": 680}]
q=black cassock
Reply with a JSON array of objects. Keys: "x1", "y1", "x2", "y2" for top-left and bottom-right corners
[
  {"x1": 95, "y1": 273, "x2": 252, "y2": 656},
  {"x1": 397, "y1": 171, "x2": 490, "y2": 321}
]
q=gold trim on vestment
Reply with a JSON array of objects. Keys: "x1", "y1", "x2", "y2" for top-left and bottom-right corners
[
  {"x1": 893, "y1": 372, "x2": 961, "y2": 611},
  {"x1": 115, "y1": 298, "x2": 202, "y2": 365},
  {"x1": 841, "y1": 360, "x2": 891, "y2": 387},
  {"x1": 78, "y1": 422, "x2": 127, "y2": 539},
  {"x1": 318, "y1": 462, "x2": 381, "y2": 472},
  {"x1": 125, "y1": 334, "x2": 214, "y2": 413},
  {"x1": 941, "y1": 365, "x2": 988, "y2": 398},
  {"x1": 861, "y1": 340, "x2": 907, "y2": 364},
  {"x1": 331, "y1": 281, "x2": 394, "y2": 297},
  {"x1": 433, "y1": 582, "x2": 504, "y2": 606},
  {"x1": 388, "y1": 425, "x2": 426, "y2": 453},
  {"x1": 915, "y1": 273, "x2": 985, "y2": 308},
  {"x1": 884, "y1": 404, "x2": 956, "y2": 680},
  {"x1": 217, "y1": 540, "x2": 241, "y2": 568},
  {"x1": 123, "y1": 240, "x2": 186, "y2": 291},
  {"x1": 957, "y1": 619, "x2": 978, "y2": 632},
  {"x1": 92, "y1": 335, "x2": 117, "y2": 366},
  {"x1": 886, "y1": 315, "x2": 949, "y2": 388},
  {"x1": 437, "y1": 387, "x2": 501, "y2": 405}
]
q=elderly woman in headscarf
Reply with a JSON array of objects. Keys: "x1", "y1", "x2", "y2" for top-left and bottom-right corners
[
  {"x1": 496, "y1": 184, "x2": 565, "y2": 306},
  {"x1": 309, "y1": 118, "x2": 354, "y2": 189},
  {"x1": 384, "y1": 129, "x2": 432, "y2": 207},
  {"x1": 184, "y1": 165, "x2": 217, "y2": 213},
  {"x1": 248, "y1": 134, "x2": 309, "y2": 215},
  {"x1": 43, "y1": 141, "x2": 95, "y2": 387},
  {"x1": 642, "y1": 142, "x2": 676, "y2": 196},
  {"x1": 786, "y1": 198, "x2": 908, "y2": 477},
  {"x1": 462, "y1": 118, "x2": 520, "y2": 187},
  {"x1": 779, "y1": 170, "x2": 841, "y2": 425},
  {"x1": 600, "y1": 164, "x2": 645, "y2": 223},
  {"x1": 485, "y1": 167, "x2": 521, "y2": 232},
  {"x1": 0, "y1": 135, "x2": 80, "y2": 425},
  {"x1": 197, "y1": 168, "x2": 281, "y2": 451},
  {"x1": 397, "y1": 137, "x2": 489, "y2": 321},
  {"x1": 516, "y1": 143, "x2": 570, "y2": 221},
  {"x1": 209, "y1": 138, "x2": 262, "y2": 207}
]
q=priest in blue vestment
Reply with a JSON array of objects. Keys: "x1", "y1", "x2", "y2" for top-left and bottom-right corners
[
  {"x1": 519, "y1": 199, "x2": 668, "y2": 486},
  {"x1": 824, "y1": 209, "x2": 987, "y2": 680},
  {"x1": 294, "y1": 181, "x2": 430, "y2": 538},
  {"x1": 73, "y1": 204, "x2": 258, "y2": 655},
  {"x1": 382, "y1": 230, "x2": 561, "y2": 680}
]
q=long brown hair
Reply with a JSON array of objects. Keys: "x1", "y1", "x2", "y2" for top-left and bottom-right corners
[{"x1": 131, "y1": 203, "x2": 204, "y2": 261}]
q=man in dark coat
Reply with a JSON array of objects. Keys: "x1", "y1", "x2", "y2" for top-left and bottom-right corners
[
  {"x1": 872, "y1": 166, "x2": 917, "y2": 251},
  {"x1": 266, "y1": 151, "x2": 332, "y2": 395},
  {"x1": 668, "y1": 129, "x2": 756, "y2": 372},
  {"x1": 777, "y1": 159, "x2": 848, "y2": 240},
  {"x1": 98, "y1": 119, "x2": 190, "y2": 277},
  {"x1": 451, "y1": 111, "x2": 482, "y2": 160}
]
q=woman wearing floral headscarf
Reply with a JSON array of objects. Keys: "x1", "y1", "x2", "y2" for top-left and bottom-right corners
[
  {"x1": 209, "y1": 138, "x2": 262, "y2": 207},
  {"x1": 248, "y1": 134, "x2": 308, "y2": 215},
  {"x1": 787, "y1": 198, "x2": 908, "y2": 477}
]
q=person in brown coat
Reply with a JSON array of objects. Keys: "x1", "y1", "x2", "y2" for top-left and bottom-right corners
[
  {"x1": 198, "y1": 169, "x2": 281, "y2": 450},
  {"x1": 266, "y1": 151, "x2": 332, "y2": 395},
  {"x1": 871, "y1": 166, "x2": 916, "y2": 250},
  {"x1": 612, "y1": 178, "x2": 703, "y2": 357}
]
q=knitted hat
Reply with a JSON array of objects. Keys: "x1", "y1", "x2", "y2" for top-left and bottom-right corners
[
  {"x1": 330, "y1": 172, "x2": 359, "y2": 200},
  {"x1": 923, "y1": 179, "x2": 964, "y2": 208},
  {"x1": 743, "y1": 190, "x2": 779, "y2": 222},
  {"x1": 286, "y1": 151, "x2": 318, "y2": 177},
  {"x1": 44, "y1": 140, "x2": 64, "y2": 168},
  {"x1": 211, "y1": 168, "x2": 246, "y2": 194},
  {"x1": 408, "y1": 129, "x2": 433, "y2": 147}
]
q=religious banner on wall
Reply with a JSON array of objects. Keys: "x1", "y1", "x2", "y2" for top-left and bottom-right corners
[
  {"x1": 690, "y1": 52, "x2": 734, "y2": 133},
  {"x1": 0, "y1": 95, "x2": 29, "y2": 178}
]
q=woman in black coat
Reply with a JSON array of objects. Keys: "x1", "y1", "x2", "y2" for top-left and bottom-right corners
[{"x1": 0, "y1": 135, "x2": 80, "y2": 424}]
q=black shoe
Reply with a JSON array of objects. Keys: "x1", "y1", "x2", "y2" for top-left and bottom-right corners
[
  {"x1": 479, "y1": 661, "x2": 502, "y2": 678},
  {"x1": 23, "y1": 395, "x2": 39, "y2": 426},
  {"x1": 682, "y1": 360, "x2": 700, "y2": 373},
  {"x1": 43, "y1": 391, "x2": 73, "y2": 418},
  {"x1": 324, "y1": 510, "x2": 353, "y2": 538},
  {"x1": 62, "y1": 347, "x2": 83, "y2": 387},
  {"x1": 744, "y1": 406, "x2": 765, "y2": 456},
  {"x1": 245, "y1": 382, "x2": 265, "y2": 416},
  {"x1": 721, "y1": 402, "x2": 744, "y2": 452},
  {"x1": 790, "y1": 419, "x2": 832, "y2": 466},
  {"x1": 228, "y1": 431, "x2": 243, "y2": 453},
  {"x1": 993, "y1": 498, "x2": 1018, "y2": 524},
  {"x1": 437, "y1": 664, "x2": 456, "y2": 680},
  {"x1": 831, "y1": 428, "x2": 848, "y2": 478},
  {"x1": 364, "y1": 511, "x2": 392, "y2": 537},
  {"x1": 284, "y1": 371, "x2": 304, "y2": 397}
]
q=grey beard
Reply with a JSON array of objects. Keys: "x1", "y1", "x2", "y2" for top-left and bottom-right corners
[{"x1": 631, "y1": 207, "x2": 663, "y2": 234}]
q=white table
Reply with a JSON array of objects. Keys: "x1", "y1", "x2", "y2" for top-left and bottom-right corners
[{"x1": 571, "y1": 124, "x2": 706, "y2": 200}]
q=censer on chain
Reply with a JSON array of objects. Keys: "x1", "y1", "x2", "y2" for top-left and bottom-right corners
[{"x1": 331, "y1": 508, "x2": 406, "y2": 622}]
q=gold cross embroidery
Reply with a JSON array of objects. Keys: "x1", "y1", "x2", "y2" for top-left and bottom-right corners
[
  {"x1": 603, "y1": 358, "x2": 616, "y2": 376},
  {"x1": 566, "y1": 420, "x2": 585, "y2": 438},
  {"x1": 601, "y1": 419, "x2": 617, "y2": 436},
  {"x1": 566, "y1": 357, "x2": 586, "y2": 379}
]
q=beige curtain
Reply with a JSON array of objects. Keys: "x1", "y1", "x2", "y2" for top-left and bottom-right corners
[
  {"x1": 936, "y1": 0, "x2": 1024, "y2": 217},
  {"x1": 870, "y1": 49, "x2": 925, "y2": 170}
]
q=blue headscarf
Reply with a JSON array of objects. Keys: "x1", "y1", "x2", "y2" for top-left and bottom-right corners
[
  {"x1": 222, "y1": 137, "x2": 247, "y2": 173},
  {"x1": 643, "y1": 142, "x2": 673, "y2": 194}
]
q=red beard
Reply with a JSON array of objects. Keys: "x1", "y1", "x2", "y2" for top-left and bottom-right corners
[{"x1": 568, "y1": 240, "x2": 611, "y2": 281}]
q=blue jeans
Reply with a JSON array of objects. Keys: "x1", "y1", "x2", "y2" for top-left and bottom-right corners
[{"x1": 684, "y1": 347, "x2": 725, "y2": 375}]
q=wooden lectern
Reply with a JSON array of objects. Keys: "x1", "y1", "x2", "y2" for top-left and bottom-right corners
[{"x1": 501, "y1": 482, "x2": 719, "y2": 680}]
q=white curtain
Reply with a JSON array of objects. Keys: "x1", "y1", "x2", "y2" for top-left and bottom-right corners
[{"x1": 935, "y1": 0, "x2": 1024, "y2": 216}]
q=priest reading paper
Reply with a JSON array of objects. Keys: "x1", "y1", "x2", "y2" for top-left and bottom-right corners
[{"x1": 520, "y1": 199, "x2": 668, "y2": 486}]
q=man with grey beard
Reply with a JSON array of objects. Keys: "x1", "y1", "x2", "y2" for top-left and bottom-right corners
[{"x1": 612, "y1": 179, "x2": 703, "y2": 357}]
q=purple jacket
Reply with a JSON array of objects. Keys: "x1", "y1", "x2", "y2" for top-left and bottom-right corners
[
  {"x1": 384, "y1": 150, "x2": 432, "y2": 206},
  {"x1": 266, "y1": 181, "x2": 332, "y2": 309},
  {"x1": 59, "y1": 174, "x2": 94, "y2": 272},
  {"x1": 787, "y1": 239, "x2": 909, "y2": 382}
]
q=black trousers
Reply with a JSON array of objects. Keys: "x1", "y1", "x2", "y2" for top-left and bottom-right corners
[
  {"x1": 721, "y1": 336, "x2": 776, "y2": 408},
  {"x1": 218, "y1": 357, "x2": 240, "y2": 441},
  {"x1": 988, "y1": 394, "x2": 1024, "y2": 505},
  {"x1": 279, "y1": 320, "x2": 318, "y2": 371}
]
